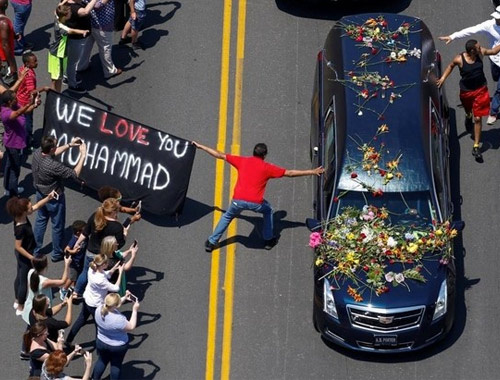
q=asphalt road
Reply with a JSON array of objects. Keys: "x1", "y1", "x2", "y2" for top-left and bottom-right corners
[{"x1": 1, "y1": 0, "x2": 499, "y2": 379}]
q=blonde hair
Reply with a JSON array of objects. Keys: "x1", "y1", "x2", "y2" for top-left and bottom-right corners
[
  {"x1": 101, "y1": 293, "x2": 121, "y2": 317},
  {"x1": 100, "y1": 235, "x2": 118, "y2": 258},
  {"x1": 94, "y1": 198, "x2": 120, "y2": 232},
  {"x1": 90, "y1": 253, "x2": 108, "y2": 271}
]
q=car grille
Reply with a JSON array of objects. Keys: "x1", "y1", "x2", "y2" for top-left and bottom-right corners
[{"x1": 347, "y1": 305, "x2": 425, "y2": 332}]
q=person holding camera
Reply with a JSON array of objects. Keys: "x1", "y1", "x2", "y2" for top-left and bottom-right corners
[
  {"x1": 92, "y1": 292, "x2": 139, "y2": 380},
  {"x1": 1, "y1": 88, "x2": 38, "y2": 196},
  {"x1": 24, "y1": 321, "x2": 63, "y2": 377},
  {"x1": 41, "y1": 349, "x2": 92, "y2": 380},
  {"x1": 6, "y1": 193, "x2": 56, "y2": 317},
  {"x1": 29, "y1": 293, "x2": 74, "y2": 343},
  {"x1": 66, "y1": 253, "x2": 124, "y2": 346},
  {"x1": 32, "y1": 135, "x2": 87, "y2": 262},
  {"x1": 72, "y1": 198, "x2": 133, "y2": 298},
  {"x1": 100, "y1": 235, "x2": 139, "y2": 296}
]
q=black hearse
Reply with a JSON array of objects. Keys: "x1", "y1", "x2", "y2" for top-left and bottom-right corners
[{"x1": 308, "y1": 14, "x2": 464, "y2": 352}]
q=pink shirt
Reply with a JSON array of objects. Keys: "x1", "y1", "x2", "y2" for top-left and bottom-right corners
[{"x1": 1, "y1": 106, "x2": 26, "y2": 149}]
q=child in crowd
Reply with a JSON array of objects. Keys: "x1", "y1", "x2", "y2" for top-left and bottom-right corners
[
  {"x1": 17, "y1": 51, "x2": 50, "y2": 151},
  {"x1": 48, "y1": 2, "x2": 89, "y2": 92},
  {"x1": 60, "y1": 220, "x2": 87, "y2": 300},
  {"x1": 119, "y1": 0, "x2": 147, "y2": 50}
]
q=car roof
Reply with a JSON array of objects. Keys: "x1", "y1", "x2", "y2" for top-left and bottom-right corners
[{"x1": 328, "y1": 14, "x2": 435, "y2": 193}]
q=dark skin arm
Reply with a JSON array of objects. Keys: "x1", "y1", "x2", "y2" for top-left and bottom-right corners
[{"x1": 0, "y1": 19, "x2": 16, "y2": 74}]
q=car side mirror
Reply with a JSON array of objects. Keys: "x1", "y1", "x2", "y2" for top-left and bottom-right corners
[
  {"x1": 306, "y1": 218, "x2": 321, "y2": 231},
  {"x1": 451, "y1": 220, "x2": 465, "y2": 232}
]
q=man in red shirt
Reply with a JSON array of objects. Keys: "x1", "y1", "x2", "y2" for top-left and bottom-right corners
[{"x1": 193, "y1": 141, "x2": 324, "y2": 251}]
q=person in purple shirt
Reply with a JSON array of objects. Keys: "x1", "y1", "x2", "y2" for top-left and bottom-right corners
[{"x1": 1, "y1": 89, "x2": 37, "y2": 196}]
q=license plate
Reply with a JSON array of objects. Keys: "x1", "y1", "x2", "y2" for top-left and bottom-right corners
[{"x1": 374, "y1": 335, "x2": 397, "y2": 346}]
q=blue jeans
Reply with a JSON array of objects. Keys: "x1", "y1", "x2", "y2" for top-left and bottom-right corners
[
  {"x1": 3, "y1": 147, "x2": 23, "y2": 194},
  {"x1": 66, "y1": 301, "x2": 96, "y2": 343},
  {"x1": 74, "y1": 254, "x2": 93, "y2": 295},
  {"x1": 34, "y1": 191, "x2": 66, "y2": 260},
  {"x1": 24, "y1": 112, "x2": 33, "y2": 149},
  {"x1": 208, "y1": 199, "x2": 274, "y2": 244},
  {"x1": 93, "y1": 339, "x2": 129, "y2": 380},
  {"x1": 490, "y1": 63, "x2": 500, "y2": 116},
  {"x1": 11, "y1": 2, "x2": 32, "y2": 53}
]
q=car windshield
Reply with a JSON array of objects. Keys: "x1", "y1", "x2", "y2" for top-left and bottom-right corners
[{"x1": 332, "y1": 191, "x2": 435, "y2": 228}]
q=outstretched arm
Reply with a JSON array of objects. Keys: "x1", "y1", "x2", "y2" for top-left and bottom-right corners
[
  {"x1": 284, "y1": 166, "x2": 324, "y2": 178},
  {"x1": 437, "y1": 54, "x2": 461, "y2": 88},
  {"x1": 192, "y1": 141, "x2": 226, "y2": 160}
]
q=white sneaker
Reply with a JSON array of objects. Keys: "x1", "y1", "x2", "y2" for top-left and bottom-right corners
[{"x1": 487, "y1": 115, "x2": 497, "y2": 125}]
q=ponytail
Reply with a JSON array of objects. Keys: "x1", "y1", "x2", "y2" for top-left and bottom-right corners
[
  {"x1": 23, "y1": 322, "x2": 47, "y2": 352},
  {"x1": 94, "y1": 198, "x2": 120, "y2": 232},
  {"x1": 90, "y1": 253, "x2": 108, "y2": 272},
  {"x1": 101, "y1": 293, "x2": 121, "y2": 318},
  {"x1": 30, "y1": 257, "x2": 48, "y2": 293}
]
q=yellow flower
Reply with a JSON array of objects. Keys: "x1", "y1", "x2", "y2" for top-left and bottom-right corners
[
  {"x1": 347, "y1": 233, "x2": 355, "y2": 240},
  {"x1": 407, "y1": 243, "x2": 418, "y2": 253},
  {"x1": 449, "y1": 229, "x2": 458, "y2": 238},
  {"x1": 435, "y1": 229, "x2": 443, "y2": 236},
  {"x1": 386, "y1": 173, "x2": 394, "y2": 180},
  {"x1": 315, "y1": 258, "x2": 324, "y2": 266},
  {"x1": 346, "y1": 251, "x2": 359, "y2": 265}
]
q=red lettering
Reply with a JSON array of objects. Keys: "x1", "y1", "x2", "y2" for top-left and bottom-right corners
[
  {"x1": 115, "y1": 119, "x2": 128, "y2": 138},
  {"x1": 137, "y1": 127, "x2": 150, "y2": 146},
  {"x1": 99, "y1": 113, "x2": 113, "y2": 135},
  {"x1": 128, "y1": 123, "x2": 141, "y2": 142}
]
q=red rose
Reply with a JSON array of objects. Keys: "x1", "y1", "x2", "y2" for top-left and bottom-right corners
[
  {"x1": 392, "y1": 33, "x2": 399, "y2": 39},
  {"x1": 389, "y1": 259, "x2": 395, "y2": 264},
  {"x1": 379, "y1": 169, "x2": 387, "y2": 176},
  {"x1": 363, "y1": 265, "x2": 369, "y2": 271},
  {"x1": 371, "y1": 47, "x2": 378, "y2": 55},
  {"x1": 356, "y1": 35, "x2": 363, "y2": 42},
  {"x1": 333, "y1": 197, "x2": 339, "y2": 203},
  {"x1": 351, "y1": 172, "x2": 358, "y2": 178}
]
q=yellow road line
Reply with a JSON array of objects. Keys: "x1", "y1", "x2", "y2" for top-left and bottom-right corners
[
  {"x1": 221, "y1": 0, "x2": 247, "y2": 378},
  {"x1": 206, "y1": 0, "x2": 232, "y2": 379}
]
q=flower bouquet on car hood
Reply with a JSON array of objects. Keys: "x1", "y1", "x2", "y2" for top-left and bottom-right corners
[{"x1": 310, "y1": 205, "x2": 458, "y2": 302}]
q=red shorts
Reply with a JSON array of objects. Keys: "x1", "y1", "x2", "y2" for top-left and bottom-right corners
[{"x1": 459, "y1": 85, "x2": 490, "y2": 117}]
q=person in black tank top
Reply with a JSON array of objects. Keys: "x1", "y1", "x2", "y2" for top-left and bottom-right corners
[{"x1": 438, "y1": 39, "x2": 500, "y2": 159}]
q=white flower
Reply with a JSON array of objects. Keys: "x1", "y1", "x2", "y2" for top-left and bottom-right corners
[
  {"x1": 395, "y1": 273, "x2": 405, "y2": 283},
  {"x1": 363, "y1": 37, "x2": 373, "y2": 43},
  {"x1": 361, "y1": 226, "x2": 374, "y2": 243},
  {"x1": 397, "y1": 49, "x2": 407, "y2": 57},
  {"x1": 358, "y1": 110, "x2": 363, "y2": 116},
  {"x1": 387, "y1": 237, "x2": 397, "y2": 248},
  {"x1": 390, "y1": 52, "x2": 397, "y2": 59},
  {"x1": 385, "y1": 272, "x2": 395, "y2": 282},
  {"x1": 409, "y1": 48, "x2": 421, "y2": 58}
]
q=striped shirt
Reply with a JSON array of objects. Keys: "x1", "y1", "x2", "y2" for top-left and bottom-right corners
[
  {"x1": 32, "y1": 149, "x2": 78, "y2": 195},
  {"x1": 17, "y1": 66, "x2": 36, "y2": 107}
]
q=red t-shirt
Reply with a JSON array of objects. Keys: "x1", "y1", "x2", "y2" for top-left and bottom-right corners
[
  {"x1": 226, "y1": 154, "x2": 286, "y2": 203},
  {"x1": 17, "y1": 66, "x2": 36, "y2": 106}
]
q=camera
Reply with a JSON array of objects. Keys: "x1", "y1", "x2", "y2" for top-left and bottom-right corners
[{"x1": 58, "y1": 329, "x2": 65, "y2": 340}]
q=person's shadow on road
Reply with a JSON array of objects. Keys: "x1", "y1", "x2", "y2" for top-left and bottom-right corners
[
  {"x1": 121, "y1": 359, "x2": 161, "y2": 379},
  {"x1": 217, "y1": 210, "x2": 305, "y2": 250}
]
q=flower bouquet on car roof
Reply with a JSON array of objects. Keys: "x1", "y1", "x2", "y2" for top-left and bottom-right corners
[{"x1": 310, "y1": 205, "x2": 458, "y2": 302}]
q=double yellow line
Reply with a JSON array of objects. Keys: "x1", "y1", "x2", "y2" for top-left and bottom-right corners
[{"x1": 206, "y1": 1, "x2": 247, "y2": 379}]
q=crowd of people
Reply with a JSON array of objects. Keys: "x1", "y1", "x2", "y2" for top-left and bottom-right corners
[
  {"x1": 0, "y1": 1, "x2": 147, "y2": 363},
  {"x1": 438, "y1": 4, "x2": 500, "y2": 161}
]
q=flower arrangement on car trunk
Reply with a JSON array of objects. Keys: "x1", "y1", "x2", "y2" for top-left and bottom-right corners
[{"x1": 310, "y1": 205, "x2": 458, "y2": 302}]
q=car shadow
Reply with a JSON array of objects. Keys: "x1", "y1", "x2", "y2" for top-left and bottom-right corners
[{"x1": 275, "y1": 0, "x2": 413, "y2": 21}]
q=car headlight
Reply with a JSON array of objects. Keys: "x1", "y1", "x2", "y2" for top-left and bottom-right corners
[
  {"x1": 432, "y1": 280, "x2": 447, "y2": 321},
  {"x1": 323, "y1": 278, "x2": 338, "y2": 319}
]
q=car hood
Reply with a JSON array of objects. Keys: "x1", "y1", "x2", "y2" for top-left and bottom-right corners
[{"x1": 320, "y1": 258, "x2": 447, "y2": 309}]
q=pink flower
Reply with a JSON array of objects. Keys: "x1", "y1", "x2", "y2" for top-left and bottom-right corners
[{"x1": 309, "y1": 232, "x2": 322, "y2": 248}]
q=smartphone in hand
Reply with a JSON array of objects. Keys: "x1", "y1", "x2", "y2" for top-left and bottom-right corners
[
  {"x1": 123, "y1": 217, "x2": 131, "y2": 228},
  {"x1": 129, "y1": 294, "x2": 138, "y2": 303},
  {"x1": 132, "y1": 239, "x2": 138, "y2": 248}
]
